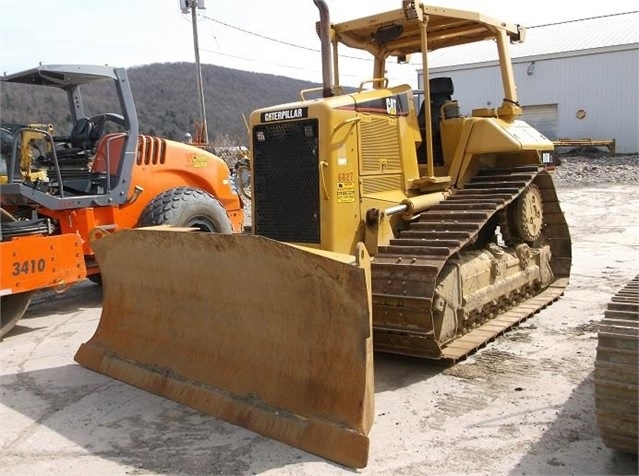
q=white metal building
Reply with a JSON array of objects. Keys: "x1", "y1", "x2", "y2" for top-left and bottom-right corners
[{"x1": 418, "y1": 11, "x2": 639, "y2": 154}]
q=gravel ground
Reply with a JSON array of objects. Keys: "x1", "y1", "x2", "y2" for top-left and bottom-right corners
[
  {"x1": 1, "y1": 150, "x2": 637, "y2": 476},
  {"x1": 551, "y1": 152, "x2": 639, "y2": 186}
]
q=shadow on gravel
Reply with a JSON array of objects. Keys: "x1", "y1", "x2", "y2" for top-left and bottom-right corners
[
  {"x1": 4, "y1": 280, "x2": 103, "y2": 339},
  {"x1": 24, "y1": 280, "x2": 103, "y2": 319},
  {"x1": 0, "y1": 364, "x2": 325, "y2": 475},
  {"x1": 373, "y1": 352, "x2": 445, "y2": 392},
  {"x1": 508, "y1": 370, "x2": 638, "y2": 476},
  {"x1": 1, "y1": 350, "x2": 444, "y2": 474}
]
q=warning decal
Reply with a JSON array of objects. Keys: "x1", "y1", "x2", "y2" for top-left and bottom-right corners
[{"x1": 337, "y1": 182, "x2": 355, "y2": 203}]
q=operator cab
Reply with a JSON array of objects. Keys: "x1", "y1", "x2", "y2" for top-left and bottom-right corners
[
  {"x1": 0, "y1": 65, "x2": 138, "y2": 210},
  {"x1": 416, "y1": 77, "x2": 460, "y2": 167}
]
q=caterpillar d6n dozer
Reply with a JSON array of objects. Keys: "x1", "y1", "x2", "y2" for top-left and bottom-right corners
[{"x1": 75, "y1": 0, "x2": 572, "y2": 468}]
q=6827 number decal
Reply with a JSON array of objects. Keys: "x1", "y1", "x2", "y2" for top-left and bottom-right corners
[{"x1": 12, "y1": 259, "x2": 46, "y2": 276}]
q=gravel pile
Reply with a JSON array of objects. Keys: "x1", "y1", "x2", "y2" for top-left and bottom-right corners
[{"x1": 551, "y1": 152, "x2": 639, "y2": 186}]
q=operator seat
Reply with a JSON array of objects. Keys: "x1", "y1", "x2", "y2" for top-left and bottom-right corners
[
  {"x1": 417, "y1": 77, "x2": 458, "y2": 166},
  {"x1": 56, "y1": 117, "x2": 96, "y2": 159},
  {"x1": 50, "y1": 117, "x2": 101, "y2": 195}
]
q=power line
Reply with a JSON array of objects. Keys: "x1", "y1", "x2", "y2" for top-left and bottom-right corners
[
  {"x1": 196, "y1": 13, "x2": 420, "y2": 86},
  {"x1": 201, "y1": 14, "x2": 372, "y2": 62},
  {"x1": 202, "y1": 14, "x2": 318, "y2": 52},
  {"x1": 199, "y1": 47, "x2": 322, "y2": 73}
]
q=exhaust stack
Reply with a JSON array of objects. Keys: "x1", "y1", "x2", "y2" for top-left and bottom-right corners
[{"x1": 313, "y1": 0, "x2": 334, "y2": 97}]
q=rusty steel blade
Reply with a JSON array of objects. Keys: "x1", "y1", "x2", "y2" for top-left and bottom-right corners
[{"x1": 75, "y1": 228, "x2": 374, "y2": 468}]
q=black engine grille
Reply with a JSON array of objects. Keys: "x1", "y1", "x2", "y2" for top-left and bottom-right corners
[{"x1": 253, "y1": 119, "x2": 319, "y2": 243}]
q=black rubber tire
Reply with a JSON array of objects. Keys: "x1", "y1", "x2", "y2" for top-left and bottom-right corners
[
  {"x1": 138, "y1": 186, "x2": 233, "y2": 233},
  {"x1": 0, "y1": 291, "x2": 33, "y2": 339}
]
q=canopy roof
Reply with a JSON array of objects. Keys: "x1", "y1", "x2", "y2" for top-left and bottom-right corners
[
  {"x1": 331, "y1": 3, "x2": 523, "y2": 58},
  {"x1": 2, "y1": 64, "x2": 117, "y2": 88}
]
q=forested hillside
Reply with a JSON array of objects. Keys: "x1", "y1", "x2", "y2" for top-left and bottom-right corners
[{"x1": 0, "y1": 62, "x2": 323, "y2": 144}]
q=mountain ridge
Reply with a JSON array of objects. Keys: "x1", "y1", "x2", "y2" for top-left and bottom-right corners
[{"x1": 0, "y1": 62, "x2": 324, "y2": 145}]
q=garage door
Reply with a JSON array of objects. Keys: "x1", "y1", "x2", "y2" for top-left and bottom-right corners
[{"x1": 522, "y1": 104, "x2": 558, "y2": 140}]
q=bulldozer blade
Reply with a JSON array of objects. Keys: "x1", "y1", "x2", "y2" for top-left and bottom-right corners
[{"x1": 75, "y1": 228, "x2": 374, "y2": 468}]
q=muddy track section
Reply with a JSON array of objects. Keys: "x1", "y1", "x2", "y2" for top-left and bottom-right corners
[
  {"x1": 371, "y1": 165, "x2": 572, "y2": 362},
  {"x1": 594, "y1": 275, "x2": 639, "y2": 454}
]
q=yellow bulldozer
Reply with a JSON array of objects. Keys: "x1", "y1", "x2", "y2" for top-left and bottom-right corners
[{"x1": 75, "y1": 0, "x2": 572, "y2": 468}]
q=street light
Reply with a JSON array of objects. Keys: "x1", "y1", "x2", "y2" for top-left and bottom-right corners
[{"x1": 180, "y1": 0, "x2": 208, "y2": 144}]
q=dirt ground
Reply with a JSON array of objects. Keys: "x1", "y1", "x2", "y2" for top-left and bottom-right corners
[{"x1": 1, "y1": 180, "x2": 638, "y2": 475}]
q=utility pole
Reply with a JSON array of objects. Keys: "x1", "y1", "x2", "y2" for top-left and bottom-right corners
[{"x1": 181, "y1": 0, "x2": 208, "y2": 144}]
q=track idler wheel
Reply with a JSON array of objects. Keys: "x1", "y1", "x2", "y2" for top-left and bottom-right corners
[{"x1": 510, "y1": 183, "x2": 543, "y2": 243}]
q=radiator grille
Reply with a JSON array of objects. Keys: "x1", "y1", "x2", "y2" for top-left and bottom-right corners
[
  {"x1": 360, "y1": 116, "x2": 402, "y2": 173},
  {"x1": 253, "y1": 120, "x2": 320, "y2": 243},
  {"x1": 362, "y1": 175, "x2": 403, "y2": 195},
  {"x1": 136, "y1": 135, "x2": 166, "y2": 166}
]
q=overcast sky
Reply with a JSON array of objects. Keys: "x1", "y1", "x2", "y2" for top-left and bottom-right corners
[{"x1": 1, "y1": 0, "x2": 637, "y2": 88}]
